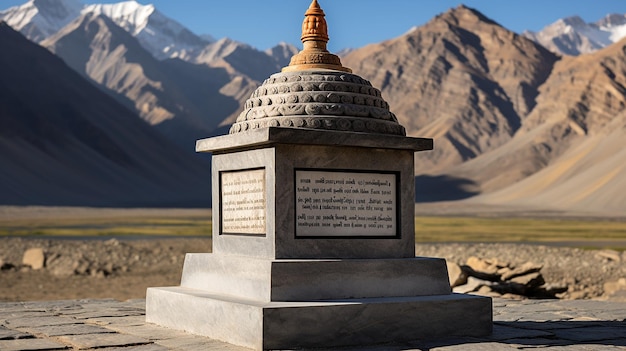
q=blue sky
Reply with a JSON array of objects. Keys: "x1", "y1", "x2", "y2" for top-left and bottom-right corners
[{"x1": 3, "y1": 0, "x2": 625, "y2": 51}]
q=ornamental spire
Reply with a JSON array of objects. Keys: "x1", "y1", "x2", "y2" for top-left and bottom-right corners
[{"x1": 282, "y1": 0, "x2": 351, "y2": 73}]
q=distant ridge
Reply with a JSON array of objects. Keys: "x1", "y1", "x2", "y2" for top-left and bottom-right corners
[
  {"x1": 41, "y1": 12, "x2": 246, "y2": 148},
  {"x1": 343, "y1": 5, "x2": 559, "y2": 173},
  {"x1": 524, "y1": 13, "x2": 626, "y2": 56},
  {"x1": 0, "y1": 23, "x2": 210, "y2": 207}
]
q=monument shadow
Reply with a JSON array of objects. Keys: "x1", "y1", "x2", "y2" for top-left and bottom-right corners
[{"x1": 415, "y1": 174, "x2": 480, "y2": 202}]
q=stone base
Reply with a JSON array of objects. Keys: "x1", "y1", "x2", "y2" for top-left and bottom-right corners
[
  {"x1": 178, "y1": 254, "x2": 452, "y2": 302},
  {"x1": 146, "y1": 286, "x2": 492, "y2": 350}
]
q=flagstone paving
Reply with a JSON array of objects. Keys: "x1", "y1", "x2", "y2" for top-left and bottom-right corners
[{"x1": 0, "y1": 298, "x2": 624, "y2": 350}]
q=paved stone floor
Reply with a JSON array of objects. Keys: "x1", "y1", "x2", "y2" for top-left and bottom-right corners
[{"x1": 0, "y1": 298, "x2": 624, "y2": 350}]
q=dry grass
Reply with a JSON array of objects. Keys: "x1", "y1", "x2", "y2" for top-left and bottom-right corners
[
  {"x1": 415, "y1": 216, "x2": 626, "y2": 249},
  {"x1": 1, "y1": 207, "x2": 625, "y2": 250}
]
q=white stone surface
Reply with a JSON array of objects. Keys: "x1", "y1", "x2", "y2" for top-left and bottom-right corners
[
  {"x1": 179, "y1": 254, "x2": 451, "y2": 302},
  {"x1": 146, "y1": 287, "x2": 492, "y2": 350}
]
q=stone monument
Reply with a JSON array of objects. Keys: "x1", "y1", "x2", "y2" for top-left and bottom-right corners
[{"x1": 146, "y1": 1, "x2": 492, "y2": 349}]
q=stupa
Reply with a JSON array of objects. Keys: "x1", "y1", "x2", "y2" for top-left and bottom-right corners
[{"x1": 146, "y1": 1, "x2": 492, "y2": 350}]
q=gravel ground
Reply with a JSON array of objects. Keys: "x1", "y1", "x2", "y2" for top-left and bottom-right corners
[{"x1": 0, "y1": 237, "x2": 624, "y2": 302}]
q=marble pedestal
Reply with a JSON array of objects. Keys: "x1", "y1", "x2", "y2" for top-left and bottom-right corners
[
  {"x1": 147, "y1": 288, "x2": 491, "y2": 350},
  {"x1": 146, "y1": 255, "x2": 492, "y2": 350},
  {"x1": 146, "y1": 127, "x2": 492, "y2": 350}
]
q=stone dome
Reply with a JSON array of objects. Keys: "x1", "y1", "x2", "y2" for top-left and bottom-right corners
[
  {"x1": 229, "y1": 70, "x2": 405, "y2": 136},
  {"x1": 228, "y1": 0, "x2": 406, "y2": 137}
]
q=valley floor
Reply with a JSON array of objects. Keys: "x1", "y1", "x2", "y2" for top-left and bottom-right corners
[{"x1": 0, "y1": 205, "x2": 625, "y2": 302}]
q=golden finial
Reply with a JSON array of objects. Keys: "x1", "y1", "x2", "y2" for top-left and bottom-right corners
[{"x1": 282, "y1": 0, "x2": 351, "y2": 73}]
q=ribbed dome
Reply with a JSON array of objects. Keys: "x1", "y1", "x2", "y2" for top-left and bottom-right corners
[{"x1": 229, "y1": 70, "x2": 406, "y2": 136}]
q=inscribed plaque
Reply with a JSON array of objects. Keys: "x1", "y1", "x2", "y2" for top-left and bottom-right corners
[
  {"x1": 221, "y1": 169, "x2": 266, "y2": 235},
  {"x1": 295, "y1": 170, "x2": 397, "y2": 237}
]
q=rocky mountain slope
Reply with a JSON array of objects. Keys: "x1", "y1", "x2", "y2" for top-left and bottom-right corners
[
  {"x1": 0, "y1": 22, "x2": 210, "y2": 206},
  {"x1": 41, "y1": 13, "x2": 249, "y2": 148},
  {"x1": 83, "y1": 0, "x2": 210, "y2": 60},
  {"x1": 1, "y1": 0, "x2": 297, "y2": 147},
  {"x1": 344, "y1": 6, "x2": 626, "y2": 214},
  {"x1": 460, "y1": 37, "x2": 626, "y2": 213},
  {"x1": 524, "y1": 14, "x2": 626, "y2": 56},
  {"x1": 343, "y1": 5, "x2": 559, "y2": 173}
]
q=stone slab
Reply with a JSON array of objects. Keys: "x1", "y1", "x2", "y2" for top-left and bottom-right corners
[
  {"x1": 0, "y1": 339, "x2": 68, "y2": 351},
  {"x1": 146, "y1": 286, "x2": 492, "y2": 350},
  {"x1": 196, "y1": 127, "x2": 433, "y2": 154},
  {"x1": 95, "y1": 345, "x2": 168, "y2": 351},
  {"x1": 16, "y1": 323, "x2": 115, "y2": 337},
  {"x1": 0, "y1": 326, "x2": 32, "y2": 340},
  {"x1": 57, "y1": 333, "x2": 151, "y2": 349},
  {"x1": 180, "y1": 254, "x2": 451, "y2": 302},
  {"x1": 4, "y1": 316, "x2": 77, "y2": 328}
]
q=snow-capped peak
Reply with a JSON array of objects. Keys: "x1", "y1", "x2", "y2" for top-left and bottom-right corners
[
  {"x1": 558, "y1": 16, "x2": 587, "y2": 28},
  {"x1": 80, "y1": 1, "x2": 210, "y2": 60},
  {"x1": 83, "y1": 1, "x2": 154, "y2": 35},
  {"x1": 597, "y1": 14, "x2": 626, "y2": 28},
  {"x1": 0, "y1": 0, "x2": 82, "y2": 41},
  {"x1": 524, "y1": 12, "x2": 626, "y2": 56}
]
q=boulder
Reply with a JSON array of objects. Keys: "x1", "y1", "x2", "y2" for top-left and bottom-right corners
[
  {"x1": 446, "y1": 261, "x2": 468, "y2": 287},
  {"x1": 603, "y1": 278, "x2": 626, "y2": 301},
  {"x1": 47, "y1": 255, "x2": 78, "y2": 277},
  {"x1": 500, "y1": 261, "x2": 543, "y2": 280},
  {"x1": 596, "y1": 250, "x2": 621, "y2": 262},
  {"x1": 507, "y1": 272, "x2": 545, "y2": 295},
  {"x1": 22, "y1": 248, "x2": 45, "y2": 270},
  {"x1": 453, "y1": 276, "x2": 492, "y2": 294},
  {"x1": 464, "y1": 256, "x2": 507, "y2": 281}
]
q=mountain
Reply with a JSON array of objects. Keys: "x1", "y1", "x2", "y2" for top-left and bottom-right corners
[
  {"x1": 468, "y1": 110, "x2": 626, "y2": 215},
  {"x1": 265, "y1": 42, "x2": 300, "y2": 68},
  {"x1": 0, "y1": 22, "x2": 210, "y2": 207},
  {"x1": 343, "y1": 6, "x2": 626, "y2": 214},
  {"x1": 82, "y1": 0, "x2": 211, "y2": 60},
  {"x1": 524, "y1": 13, "x2": 626, "y2": 56},
  {"x1": 343, "y1": 5, "x2": 559, "y2": 173},
  {"x1": 450, "y1": 36, "x2": 626, "y2": 197},
  {"x1": 2, "y1": 0, "x2": 293, "y2": 145},
  {"x1": 0, "y1": 0, "x2": 212, "y2": 60},
  {"x1": 194, "y1": 37, "x2": 286, "y2": 82},
  {"x1": 41, "y1": 13, "x2": 247, "y2": 148},
  {"x1": 0, "y1": 0, "x2": 82, "y2": 42}
]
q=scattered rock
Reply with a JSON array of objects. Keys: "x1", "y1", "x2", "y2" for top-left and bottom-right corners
[
  {"x1": 510, "y1": 272, "x2": 545, "y2": 288},
  {"x1": 22, "y1": 248, "x2": 45, "y2": 270},
  {"x1": 74, "y1": 258, "x2": 91, "y2": 275},
  {"x1": 464, "y1": 256, "x2": 506, "y2": 280},
  {"x1": 499, "y1": 261, "x2": 543, "y2": 280},
  {"x1": 454, "y1": 257, "x2": 552, "y2": 299},
  {"x1": 603, "y1": 278, "x2": 626, "y2": 300},
  {"x1": 446, "y1": 261, "x2": 467, "y2": 287},
  {"x1": 453, "y1": 276, "x2": 492, "y2": 294},
  {"x1": 47, "y1": 255, "x2": 78, "y2": 277},
  {"x1": 596, "y1": 250, "x2": 621, "y2": 262},
  {"x1": 0, "y1": 257, "x2": 13, "y2": 271}
]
